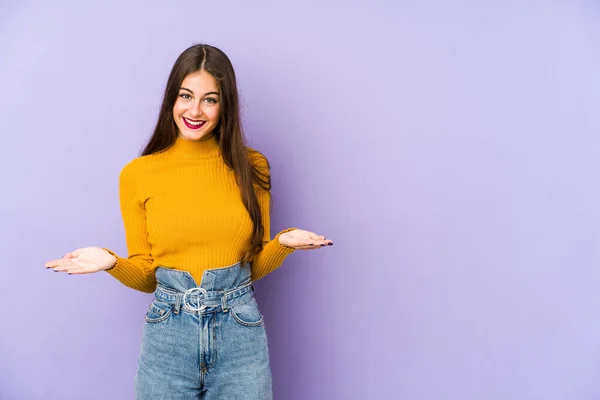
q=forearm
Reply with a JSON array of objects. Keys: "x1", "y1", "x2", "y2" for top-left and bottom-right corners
[
  {"x1": 102, "y1": 248, "x2": 157, "y2": 293},
  {"x1": 250, "y1": 228, "x2": 297, "y2": 281}
]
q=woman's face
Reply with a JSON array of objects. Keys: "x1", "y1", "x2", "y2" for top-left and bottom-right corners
[{"x1": 173, "y1": 70, "x2": 221, "y2": 140}]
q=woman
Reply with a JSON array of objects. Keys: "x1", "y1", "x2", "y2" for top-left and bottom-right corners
[{"x1": 44, "y1": 43, "x2": 333, "y2": 399}]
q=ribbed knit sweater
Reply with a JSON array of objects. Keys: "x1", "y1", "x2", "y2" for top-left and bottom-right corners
[{"x1": 103, "y1": 132, "x2": 296, "y2": 293}]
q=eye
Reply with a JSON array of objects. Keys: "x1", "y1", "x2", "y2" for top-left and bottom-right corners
[
  {"x1": 179, "y1": 93, "x2": 191, "y2": 100},
  {"x1": 204, "y1": 97, "x2": 218, "y2": 104}
]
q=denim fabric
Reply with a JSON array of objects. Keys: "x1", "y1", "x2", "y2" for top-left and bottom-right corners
[{"x1": 135, "y1": 261, "x2": 272, "y2": 399}]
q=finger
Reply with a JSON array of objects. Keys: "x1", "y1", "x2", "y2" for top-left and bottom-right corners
[
  {"x1": 45, "y1": 258, "x2": 68, "y2": 268},
  {"x1": 308, "y1": 240, "x2": 334, "y2": 247},
  {"x1": 294, "y1": 242, "x2": 326, "y2": 250},
  {"x1": 298, "y1": 236, "x2": 326, "y2": 246},
  {"x1": 49, "y1": 259, "x2": 77, "y2": 271},
  {"x1": 66, "y1": 250, "x2": 81, "y2": 258},
  {"x1": 46, "y1": 252, "x2": 76, "y2": 267},
  {"x1": 307, "y1": 233, "x2": 333, "y2": 246},
  {"x1": 296, "y1": 246, "x2": 320, "y2": 251},
  {"x1": 57, "y1": 265, "x2": 84, "y2": 274},
  {"x1": 299, "y1": 241, "x2": 321, "y2": 248},
  {"x1": 296, "y1": 240, "x2": 314, "y2": 247},
  {"x1": 313, "y1": 241, "x2": 334, "y2": 248},
  {"x1": 288, "y1": 236, "x2": 333, "y2": 248},
  {"x1": 285, "y1": 237, "x2": 312, "y2": 248},
  {"x1": 321, "y1": 237, "x2": 334, "y2": 245},
  {"x1": 65, "y1": 267, "x2": 94, "y2": 275}
]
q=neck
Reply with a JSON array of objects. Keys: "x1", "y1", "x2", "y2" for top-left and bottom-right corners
[{"x1": 166, "y1": 132, "x2": 220, "y2": 159}]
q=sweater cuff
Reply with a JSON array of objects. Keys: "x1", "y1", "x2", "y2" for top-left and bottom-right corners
[
  {"x1": 275, "y1": 227, "x2": 299, "y2": 251},
  {"x1": 265, "y1": 228, "x2": 298, "y2": 261},
  {"x1": 256, "y1": 228, "x2": 297, "y2": 269},
  {"x1": 101, "y1": 248, "x2": 156, "y2": 293},
  {"x1": 103, "y1": 248, "x2": 118, "y2": 271}
]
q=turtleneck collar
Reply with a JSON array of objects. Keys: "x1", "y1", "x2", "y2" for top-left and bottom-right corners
[{"x1": 166, "y1": 132, "x2": 220, "y2": 159}]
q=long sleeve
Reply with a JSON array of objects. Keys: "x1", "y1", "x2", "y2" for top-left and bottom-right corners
[
  {"x1": 103, "y1": 162, "x2": 157, "y2": 293},
  {"x1": 249, "y1": 153, "x2": 297, "y2": 281}
]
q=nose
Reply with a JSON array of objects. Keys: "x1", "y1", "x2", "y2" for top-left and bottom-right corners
[{"x1": 188, "y1": 99, "x2": 204, "y2": 118}]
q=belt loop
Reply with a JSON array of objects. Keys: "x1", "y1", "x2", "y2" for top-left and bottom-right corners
[
  {"x1": 221, "y1": 293, "x2": 228, "y2": 312},
  {"x1": 173, "y1": 295, "x2": 181, "y2": 314}
]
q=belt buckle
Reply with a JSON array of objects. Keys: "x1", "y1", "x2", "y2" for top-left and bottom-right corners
[{"x1": 183, "y1": 287, "x2": 208, "y2": 311}]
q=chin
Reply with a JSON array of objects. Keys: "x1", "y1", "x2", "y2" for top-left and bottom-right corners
[{"x1": 179, "y1": 129, "x2": 212, "y2": 141}]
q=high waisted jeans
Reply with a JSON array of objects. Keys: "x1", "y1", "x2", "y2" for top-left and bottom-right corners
[{"x1": 135, "y1": 261, "x2": 272, "y2": 399}]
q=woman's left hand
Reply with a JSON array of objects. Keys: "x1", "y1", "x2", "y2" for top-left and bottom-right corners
[{"x1": 278, "y1": 229, "x2": 333, "y2": 250}]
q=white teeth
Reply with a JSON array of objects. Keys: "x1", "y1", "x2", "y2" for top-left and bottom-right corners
[{"x1": 185, "y1": 118, "x2": 204, "y2": 126}]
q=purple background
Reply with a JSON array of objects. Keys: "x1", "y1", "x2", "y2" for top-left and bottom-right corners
[{"x1": 1, "y1": 1, "x2": 600, "y2": 399}]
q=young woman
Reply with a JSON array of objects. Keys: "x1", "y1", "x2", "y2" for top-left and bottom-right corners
[{"x1": 45, "y1": 43, "x2": 333, "y2": 399}]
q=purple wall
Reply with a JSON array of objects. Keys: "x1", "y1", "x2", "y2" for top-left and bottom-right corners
[{"x1": 1, "y1": 1, "x2": 599, "y2": 399}]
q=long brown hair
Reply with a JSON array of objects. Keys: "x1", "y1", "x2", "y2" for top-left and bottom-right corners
[{"x1": 141, "y1": 43, "x2": 269, "y2": 264}]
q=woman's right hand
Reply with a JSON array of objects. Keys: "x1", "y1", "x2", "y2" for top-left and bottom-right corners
[{"x1": 44, "y1": 247, "x2": 117, "y2": 274}]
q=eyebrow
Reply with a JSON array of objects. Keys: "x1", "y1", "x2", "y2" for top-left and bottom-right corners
[{"x1": 180, "y1": 87, "x2": 220, "y2": 96}]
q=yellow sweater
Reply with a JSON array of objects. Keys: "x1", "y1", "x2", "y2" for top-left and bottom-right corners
[{"x1": 103, "y1": 132, "x2": 296, "y2": 293}]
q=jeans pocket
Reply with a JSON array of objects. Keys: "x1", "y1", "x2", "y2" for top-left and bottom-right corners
[
  {"x1": 230, "y1": 298, "x2": 264, "y2": 327},
  {"x1": 144, "y1": 300, "x2": 173, "y2": 323}
]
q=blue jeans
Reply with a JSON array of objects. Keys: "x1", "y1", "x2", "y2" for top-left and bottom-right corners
[{"x1": 135, "y1": 262, "x2": 273, "y2": 399}]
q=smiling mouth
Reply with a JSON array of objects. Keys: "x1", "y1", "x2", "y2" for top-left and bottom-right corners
[{"x1": 183, "y1": 117, "x2": 207, "y2": 129}]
